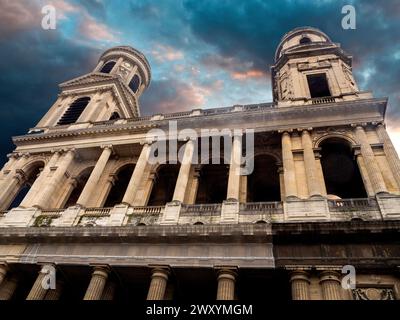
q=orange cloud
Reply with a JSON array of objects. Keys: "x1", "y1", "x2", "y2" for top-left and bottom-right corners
[
  {"x1": 231, "y1": 69, "x2": 265, "y2": 80},
  {"x1": 152, "y1": 44, "x2": 184, "y2": 62}
]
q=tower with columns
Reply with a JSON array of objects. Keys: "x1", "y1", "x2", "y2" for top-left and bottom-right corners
[{"x1": 0, "y1": 27, "x2": 399, "y2": 301}]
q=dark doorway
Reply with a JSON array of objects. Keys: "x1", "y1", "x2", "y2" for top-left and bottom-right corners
[
  {"x1": 320, "y1": 138, "x2": 367, "y2": 199},
  {"x1": 195, "y1": 162, "x2": 229, "y2": 204},
  {"x1": 247, "y1": 155, "x2": 281, "y2": 202},
  {"x1": 307, "y1": 73, "x2": 331, "y2": 98},
  {"x1": 104, "y1": 164, "x2": 134, "y2": 207},
  {"x1": 147, "y1": 164, "x2": 180, "y2": 206}
]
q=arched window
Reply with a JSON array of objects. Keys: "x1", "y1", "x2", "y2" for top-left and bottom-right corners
[
  {"x1": 100, "y1": 61, "x2": 116, "y2": 73},
  {"x1": 57, "y1": 97, "x2": 90, "y2": 125},
  {"x1": 320, "y1": 138, "x2": 367, "y2": 199},
  {"x1": 299, "y1": 37, "x2": 311, "y2": 44},
  {"x1": 129, "y1": 74, "x2": 140, "y2": 93},
  {"x1": 109, "y1": 112, "x2": 120, "y2": 120}
]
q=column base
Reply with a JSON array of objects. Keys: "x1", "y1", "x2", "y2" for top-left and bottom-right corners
[
  {"x1": 0, "y1": 207, "x2": 38, "y2": 227},
  {"x1": 52, "y1": 206, "x2": 81, "y2": 227},
  {"x1": 284, "y1": 197, "x2": 330, "y2": 221},
  {"x1": 107, "y1": 204, "x2": 129, "y2": 226}
]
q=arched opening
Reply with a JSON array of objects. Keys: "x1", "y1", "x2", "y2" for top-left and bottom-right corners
[
  {"x1": 129, "y1": 74, "x2": 140, "y2": 93},
  {"x1": 63, "y1": 167, "x2": 93, "y2": 208},
  {"x1": 8, "y1": 162, "x2": 45, "y2": 209},
  {"x1": 100, "y1": 61, "x2": 116, "y2": 73},
  {"x1": 104, "y1": 164, "x2": 135, "y2": 207},
  {"x1": 320, "y1": 138, "x2": 367, "y2": 199},
  {"x1": 195, "y1": 161, "x2": 229, "y2": 204},
  {"x1": 57, "y1": 97, "x2": 90, "y2": 125},
  {"x1": 247, "y1": 154, "x2": 281, "y2": 202},
  {"x1": 299, "y1": 36, "x2": 311, "y2": 44},
  {"x1": 147, "y1": 164, "x2": 180, "y2": 206},
  {"x1": 109, "y1": 111, "x2": 120, "y2": 120},
  {"x1": 193, "y1": 221, "x2": 204, "y2": 225}
]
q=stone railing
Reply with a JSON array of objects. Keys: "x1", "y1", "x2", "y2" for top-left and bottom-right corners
[
  {"x1": 83, "y1": 207, "x2": 112, "y2": 216},
  {"x1": 239, "y1": 201, "x2": 283, "y2": 214},
  {"x1": 311, "y1": 96, "x2": 336, "y2": 104},
  {"x1": 128, "y1": 205, "x2": 163, "y2": 226},
  {"x1": 328, "y1": 198, "x2": 380, "y2": 220},
  {"x1": 180, "y1": 203, "x2": 222, "y2": 216}
]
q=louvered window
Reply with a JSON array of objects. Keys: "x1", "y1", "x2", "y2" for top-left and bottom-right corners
[{"x1": 57, "y1": 97, "x2": 90, "y2": 125}]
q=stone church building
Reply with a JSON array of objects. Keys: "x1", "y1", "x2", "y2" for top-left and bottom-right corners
[{"x1": 0, "y1": 27, "x2": 399, "y2": 300}]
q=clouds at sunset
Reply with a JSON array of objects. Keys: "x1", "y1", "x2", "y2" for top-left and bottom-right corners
[{"x1": 0, "y1": 0, "x2": 399, "y2": 163}]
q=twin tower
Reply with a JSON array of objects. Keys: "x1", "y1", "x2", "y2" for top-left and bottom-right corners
[{"x1": 36, "y1": 26, "x2": 366, "y2": 131}]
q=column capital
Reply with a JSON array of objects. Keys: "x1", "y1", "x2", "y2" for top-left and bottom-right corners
[
  {"x1": 215, "y1": 266, "x2": 238, "y2": 280},
  {"x1": 7, "y1": 153, "x2": 19, "y2": 160},
  {"x1": 100, "y1": 144, "x2": 113, "y2": 151},
  {"x1": 318, "y1": 270, "x2": 341, "y2": 284},
  {"x1": 289, "y1": 270, "x2": 311, "y2": 283},
  {"x1": 91, "y1": 265, "x2": 111, "y2": 278},
  {"x1": 149, "y1": 266, "x2": 171, "y2": 280}
]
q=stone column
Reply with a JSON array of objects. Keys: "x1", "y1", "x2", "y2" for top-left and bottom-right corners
[
  {"x1": 315, "y1": 153, "x2": 327, "y2": 196},
  {"x1": 76, "y1": 145, "x2": 113, "y2": 207},
  {"x1": 122, "y1": 143, "x2": 152, "y2": 206},
  {"x1": 26, "y1": 265, "x2": 54, "y2": 300},
  {"x1": 147, "y1": 267, "x2": 170, "y2": 300},
  {"x1": 0, "y1": 153, "x2": 30, "y2": 210},
  {"x1": 0, "y1": 153, "x2": 18, "y2": 178},
  {"x1": 185, "y1": 166, "x2": 200, "y2": 204},
  {"x1": 281, "y1": 131, "x2": 298, "y2": 198},
  {"x1": 216, "y1": 268, "x2": 237, "y2": 300},
  {"x1": 355, "y1": 152, "x2": 374, "y2": 197},
  {"x1": 354, "y1": 126, "x2": 387, "y2": 194},
  {"x1": 319, "y1": 270, "x2": 342, "y2": 300},
  {"x1": 20, "y1": 151, "x2": 61, "y2": 208},
  {"x1": 172, "y1": 139, "x2": 195, "y2": 202},
  {"x1": 376, "y1": 123, "x2": 400, "y2": 187},
  {"x1": 227, "y1": 134, "x2": 242, "y2": 201},
  {"x1": 0, "y1": 263, "x2": 8, "y2": 286},
  {"x1": 290, "y1": 270, "x2": 311, "y2": 300},
  {"x1": 301, "y1": 130, "x2": 322, "y2": 197},
  {"x1": 0, "y1": 276, "x2": 18, "y2": 300},
  {"x1": 83, "y1": 266, "x2": 110, "y2": 300},
  {"x1": 34, "y1": 149, "x2": 76, "y2": 209}
]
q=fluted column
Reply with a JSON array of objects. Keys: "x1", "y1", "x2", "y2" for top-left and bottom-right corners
[
  {"x1": 281, "y1": 132, "x2": 298, "y2": 198},
  {"x1": 77, "y1": 145, "x2": 113, "y2": 207},
  {"x1": 216, "y1": 268, "x2": 237, "y2": 300},
  {"x1": 290, "y1": 270, "x2": 311, "y2": 300},
  {"x1": 319, "y1": 270, "x2": 342, "y2": 300},
  {"x1": 376, "y1": 123, "x2": 400, "y2": 187},
  {"x1": 354, "y1": 126, "x2": 387, "y2": 194},
  {"x1": 301, "y1": 130, "x2": 321, "y2": 197},
  {"x1": 83, "y1": 266, "x2": 110, "y2": 300},
  {"x1": 147, "y1": 267, "x2": 170, "y2": 300},
  {"x1": 0, "y1": 276, "x2": 18, "y2": 300},
  {"x1": 34, "y1": 149, "x2": 76, "y2": 209},
  {"x1": 0, "y1": 154, "x2": 30, "y2": 210},
  {"x1": 227, "y1": 134, "x2": 242, "y2": 200},
  {"x1": 0, "y1": 263, "x2": 8, "y2": 286},
  {"x1": 122, "y1": 143, "x2": 152, "y2": 206},
  {"x1": 172, "y1": 139, "x2": 195, "y2": 202},
  {"x1": 20, "y1": 151, "x2": 61, "y2": 208},
  {"x1": 26, "y1": 265, "x2": 54, "y2": 300},
  {"x1": 355, "y1": 151, "x2": 374, "y2": 196}
]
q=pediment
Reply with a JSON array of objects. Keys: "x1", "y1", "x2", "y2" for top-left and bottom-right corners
[{"x1": 59, "y1": 73, "x2": 114, "y2": 88}]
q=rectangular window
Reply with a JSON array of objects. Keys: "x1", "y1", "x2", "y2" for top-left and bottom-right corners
[{"x1": 307, "y1": 73, "x2": 331, "y2": 98}]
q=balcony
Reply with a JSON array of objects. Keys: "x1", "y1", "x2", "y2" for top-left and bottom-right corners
[{"x1": 0, "y1": 197, "x2": 394, "y2": 229}]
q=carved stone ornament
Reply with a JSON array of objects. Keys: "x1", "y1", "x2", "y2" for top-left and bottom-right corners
[{"x1": 352, "y1": 287, "x2": 395, "y2": 300}]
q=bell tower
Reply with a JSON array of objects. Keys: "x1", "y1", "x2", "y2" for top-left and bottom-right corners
[
  {"x1": 271, "y1": 27, "x2": 371, "y2": 107},
  {"x1": 36, "y1": 46, "x2": 151, "y2": 128}
]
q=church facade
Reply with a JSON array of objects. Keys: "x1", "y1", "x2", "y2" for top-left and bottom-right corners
[{"x1": 0, "y1": 27, "x2": 399, "y2": 300}]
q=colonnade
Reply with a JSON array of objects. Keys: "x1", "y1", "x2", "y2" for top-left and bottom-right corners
[
  {"x1": 0, "y1": 262, "x2": 351, "y2": 300},
  {"x1": 1, "y1": 124, "x2": 399, "y2": 211}
]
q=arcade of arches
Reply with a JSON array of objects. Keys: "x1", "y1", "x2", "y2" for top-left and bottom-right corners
[{"x1": 1, "y1": 130, "x2": 393, "y2": 212}]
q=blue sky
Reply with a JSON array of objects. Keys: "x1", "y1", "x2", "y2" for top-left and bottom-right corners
[{"x1": 0, "y1": 0, "x2": 399, "y2": 164}]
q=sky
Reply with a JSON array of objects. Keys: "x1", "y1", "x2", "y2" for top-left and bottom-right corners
[{"x1": 0, "y1": 0, "x2": 399, "y2": 165}]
